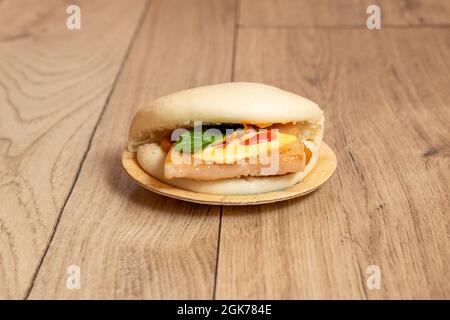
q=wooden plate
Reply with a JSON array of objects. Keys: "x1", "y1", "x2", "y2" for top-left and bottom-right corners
[{"x1": 122, "y1": 142, "x2": 337, "y2": 205}]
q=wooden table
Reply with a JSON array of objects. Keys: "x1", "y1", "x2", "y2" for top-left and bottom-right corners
[{"x1": 0, "y1": 0, "x2": 449, "y2": 299}]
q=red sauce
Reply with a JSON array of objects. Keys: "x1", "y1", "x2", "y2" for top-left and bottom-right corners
[
  {"x1": 160, "y1": 136, "x2": 173, "y2": 153},
  {"x1": 214, "y1": 134, "x2": 237, "y2": 149},
  {"x1": 240, "y1": 131, "x2": 277, "y2": 146},
  {"x1": 213, "y1": 130, "x2": 278, "y2": 149}
]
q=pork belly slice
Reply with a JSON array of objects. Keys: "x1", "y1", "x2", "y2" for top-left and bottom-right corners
[{"x1": 164, "y1": 123, "x2": 306, "y2": 181}]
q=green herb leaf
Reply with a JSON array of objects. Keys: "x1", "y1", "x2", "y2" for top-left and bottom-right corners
[{"x1": 173, "y1": 128, "x2": 224, "y2": 153}]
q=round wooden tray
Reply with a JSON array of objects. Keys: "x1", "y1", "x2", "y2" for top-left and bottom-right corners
[{"x1": 122, "y1": 142, "x2": 337, "y2": 205}]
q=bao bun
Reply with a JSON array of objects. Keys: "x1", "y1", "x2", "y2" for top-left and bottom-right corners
[{"x1": 128, "y1": 82, "x2": 325, "y2": 195}]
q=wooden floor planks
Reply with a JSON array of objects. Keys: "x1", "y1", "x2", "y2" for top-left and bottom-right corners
[
  {"x1": 216, "y1": 27, "x2": 450, "y2": 299},
  {"x1": 27, "y1": 0, "x2": 236, "y2": 299},
  {"x1": 0, "y1": 0, "x2": 146, "y2": 299},
  {"x1": 239, "y1": 0, "x2": 450, "y2": 27}
]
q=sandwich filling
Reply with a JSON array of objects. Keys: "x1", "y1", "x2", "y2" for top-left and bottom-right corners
[{"x1": 159, "y1": 123, "x2": 310, "y2": 180}]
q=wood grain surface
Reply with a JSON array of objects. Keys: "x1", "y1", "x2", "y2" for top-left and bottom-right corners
[
  {"x1": 0, "y1": 0, "x2": 449, "y2": 299},
  {"x1": 216, "y1": 27, "x2": 450, "y2": 299},
  {"x1": 240, "y1": 0, "x2": 450, "y2": 27},
  {"x1": 27, "y1": 0, "x2": 236, "y2": 299},
  {"x1": 0, "y1": 0, "x2": 146, "y2": 299}
]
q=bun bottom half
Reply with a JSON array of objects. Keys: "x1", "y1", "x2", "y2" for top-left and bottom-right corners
[{"x1": 136, "y1": 142, "x2": 320, "y2": 195}]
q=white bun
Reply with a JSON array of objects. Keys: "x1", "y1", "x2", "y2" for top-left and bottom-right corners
[
  {"x1": 128, "y1": 82, "x2": 325, "y2": 195},
  {"x1": 128, "y1": 82, "x2": 324, "y2": 151},
  {"x1": 136, "y1": 142, "x2": 320, "y2": 195}
]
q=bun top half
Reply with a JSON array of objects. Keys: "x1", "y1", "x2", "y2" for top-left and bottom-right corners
[{"x1": 128, "y1": 82, "x2": 324, "y2": 151}]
